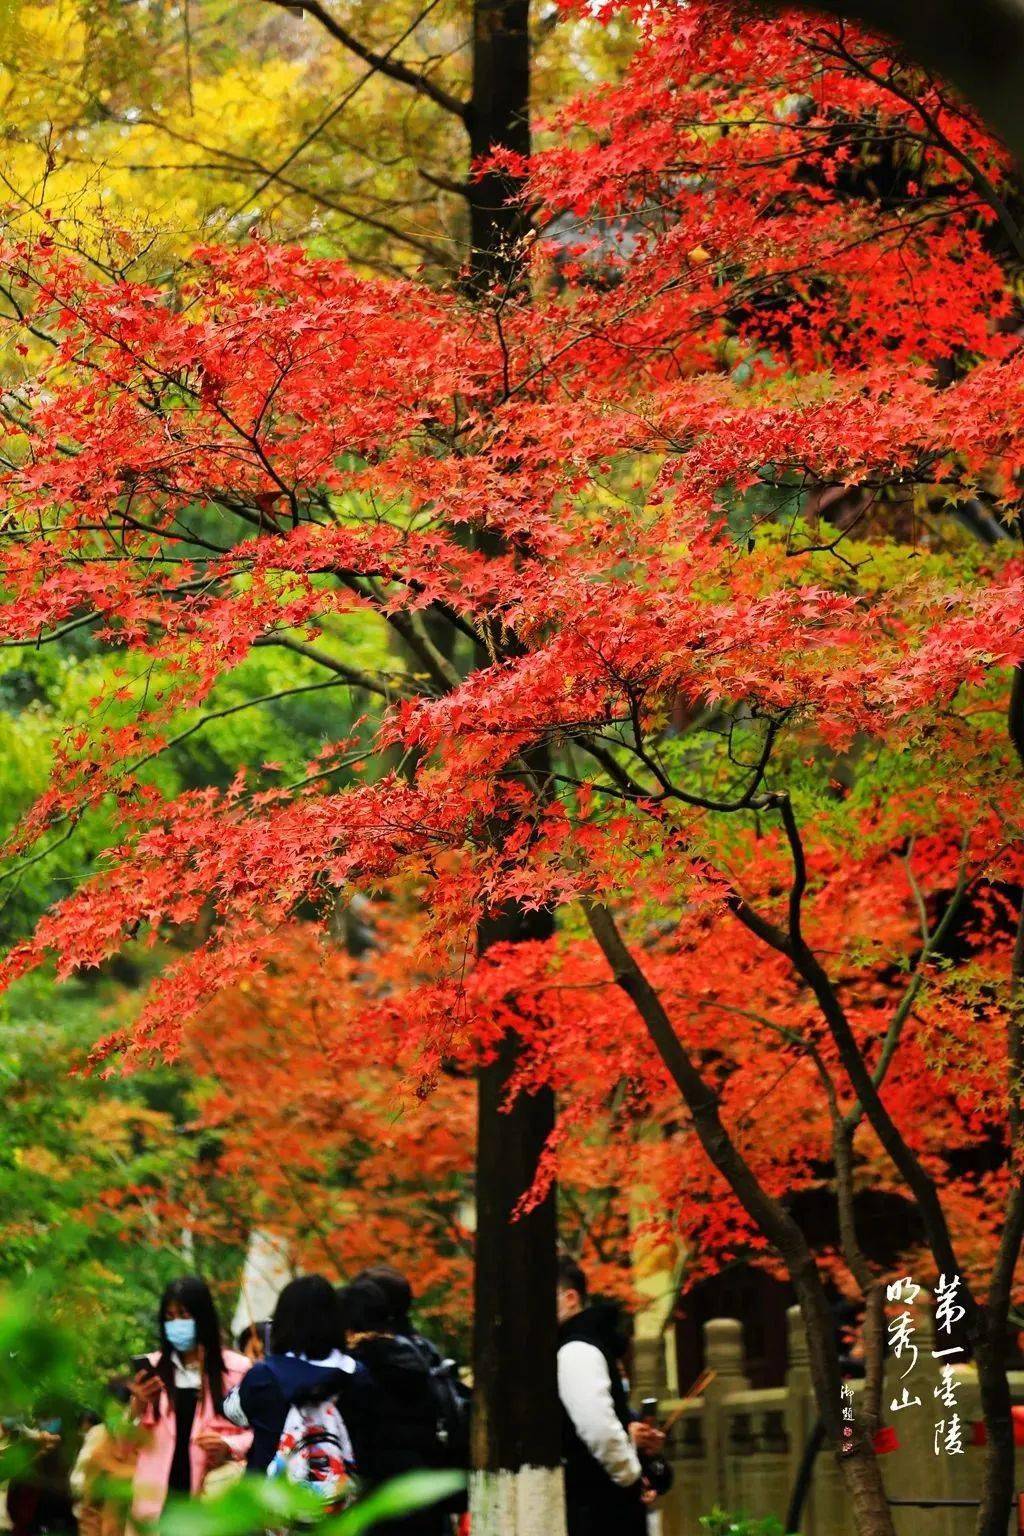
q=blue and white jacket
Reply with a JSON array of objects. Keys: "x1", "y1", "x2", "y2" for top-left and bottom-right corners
[{"x1": 224, "y1": 1350, "x2": 377, "y2": 1478}]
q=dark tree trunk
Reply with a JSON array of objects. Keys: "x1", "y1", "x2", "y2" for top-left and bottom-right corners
[
  {"x1": 472, "y1": 905, "x2": 564, "y2": 1533},
  {"x1": 468, "y1": 0, "x2": 532, "y2": 293},
  {"x1": 975, "y1": 1334, "x2": 1017, "y2": 1536},
  {"x1": 465, "y1": 11, "x2": 566, "y2": 1529},
  {"x1": 975, "y1": 664, "x2": 1024, "y2": 1536}
]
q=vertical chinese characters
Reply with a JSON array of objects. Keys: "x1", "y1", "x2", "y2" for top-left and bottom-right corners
[
  {"x1": 887, "y1": 1276, "x2": 922, "y2": 1415},
  {"x1": 933, "y1": 1274, "x2": 966, "y2": 1456},
  {"x1": 841, "y1": 1382, "x2": 855, "y2": 1454}
]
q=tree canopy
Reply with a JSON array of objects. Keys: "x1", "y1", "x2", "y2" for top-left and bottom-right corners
[{"x1": 3, "y1": 4, "x2": 1024, "y2": 1533}]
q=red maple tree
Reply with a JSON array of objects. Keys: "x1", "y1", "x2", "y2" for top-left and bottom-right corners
[{"x1": 3, "y1": 5, "x2": 1024, "y2": 1531}]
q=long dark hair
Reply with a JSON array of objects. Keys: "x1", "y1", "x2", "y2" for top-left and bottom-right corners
[
  {"x1": 154, "y1": 1276, "x2": 226, "y2": 1414},
  {"x1": 270, "y1": 1276, "x2": 344, "y2": 1360}
]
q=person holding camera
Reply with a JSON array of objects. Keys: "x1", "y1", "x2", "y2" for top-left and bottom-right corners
[{"x1": 556, "y1": 1258, "x2": 666, "y2": 1536}]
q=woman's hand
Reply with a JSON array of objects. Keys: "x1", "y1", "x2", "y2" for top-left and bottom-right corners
[
  {"x1": 196, "y1": 1432, "x2": 232, "y2": 1468},
  {"x1": 128, "y1": 1370, "x2": 161, "y2": 1419}
]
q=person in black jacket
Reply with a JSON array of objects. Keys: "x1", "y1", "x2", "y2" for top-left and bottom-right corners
[
  {"x1": 225, "y1": 1275, "x2": 375, "y2": 1484},
  {"x1": 337, "y1": 1277, "x2": 451, "y2": 1536},
  {"x1": 351, "y1": 1267, "x2": 446, "y2": 1369},
  {"x1": 556, "y1": 1257, "x2": 661, "y2": 1536}
]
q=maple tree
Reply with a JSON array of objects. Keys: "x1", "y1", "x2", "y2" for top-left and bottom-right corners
[
  {"x1": 4, "y1": 3, "x2": 1024, "y2": 1534},
  {"x1": 182, "y1": 923, "x2": 476, "y2": 1317}
]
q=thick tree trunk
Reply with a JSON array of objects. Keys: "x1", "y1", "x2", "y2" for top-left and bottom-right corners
[
  {"x1": 468, "y1": 0, "x2": 532, "y2": 293},
  {"x1": 976, "y1": 1336, "x2": 1017, "y2": 1536},
  {"x1": 465, "y1": 7, "x2": 566, "y2": 1532},
  {"x1": 472, "y1": 904, "x2": 565, "y2": 1536},
  {"x1": 975, "y1": 670, "x2": 1024, "y2": 1536},
  {"x1": 789, "y1": 1271, "x2": 895, "y2": 1536},
  {"x1": 838, "y1": 1446, "x2": 897, "y2": 1536}
]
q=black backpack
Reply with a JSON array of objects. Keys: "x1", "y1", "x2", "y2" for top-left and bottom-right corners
[{"x1": 401, "y1": 1335, "x2": 471, "y2": 1467}]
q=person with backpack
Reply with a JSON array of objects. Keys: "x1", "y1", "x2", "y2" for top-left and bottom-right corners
[
  {"x1": 350, "y1": 1267, "x2": 470, "y2": 1469},
  {"x1": 223, "y1": 1275, "x2": 374, "y2": 1511},
  {"x1": 337, "y1": 1278, "x2": 460, "y2": 1536},
  {"x1": 128, "y1": 1276, "x2": 251, "y2": 1527},
  {"x1": 350, "y1": 1269, "x2": 446, "y2": 1373}
]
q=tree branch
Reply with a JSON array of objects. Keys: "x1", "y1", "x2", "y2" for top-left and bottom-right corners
[
  {"x1": 583, "y1": 896, "x2": 849, "y2": 1440},
  {"x1": 261, "y1": 0, "x2": 469, "y2": 120},
  {"x1": 841, "y1": 830, "x2": 972, "y2": 1131},
  {"x1": 729, "y1": 793, "x2": 971, "y2": 1315},
  {"x1": 253, "y1": 633, "x2": 413, "y2": 699}
]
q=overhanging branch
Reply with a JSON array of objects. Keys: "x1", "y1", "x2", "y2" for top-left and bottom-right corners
[{"x1": 261, "y1": 0, "x2": 469, "y2": 121}]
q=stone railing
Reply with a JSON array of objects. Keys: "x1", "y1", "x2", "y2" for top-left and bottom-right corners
[{"x1": 637, "y1": 1306, "x2": 1024, "y2": 1536}]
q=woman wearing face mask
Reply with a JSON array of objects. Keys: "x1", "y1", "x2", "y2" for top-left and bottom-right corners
[{"x1": 129, "y1": 1276, "x2": 251, "y2": 1526}]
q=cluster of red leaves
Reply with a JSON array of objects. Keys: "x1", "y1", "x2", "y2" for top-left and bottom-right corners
[
  {"x1": 170, "y1": 916, "x2": 636, "y2": 1333},
  {"x1": 169, "y1": 811, "x2": 1024, "y2": 1310}
]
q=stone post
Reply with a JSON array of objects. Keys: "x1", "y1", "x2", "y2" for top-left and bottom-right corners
[
  {"x1": 785, "y1": 1305, "x2": 820, "y2": 1534},
  {"x1": 628, "y1": 1191, "x2": 681, "y2": 1400},
  {"x1": 703, "y1": 1316, "x2": 749, "y2": 1509}
]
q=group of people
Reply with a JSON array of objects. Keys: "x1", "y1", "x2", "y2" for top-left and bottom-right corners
[{"x1": 5, "y1": 1258, "x2": 671, "y2": 1536}]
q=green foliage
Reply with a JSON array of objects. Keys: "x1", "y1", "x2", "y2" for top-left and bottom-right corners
[
  {"x1": 0, "y1": 1284, "x2": 77, "y2": 1415},
  {"x1": 322, "y1": 1473, "x2": 465, "y2": 1535},
  {"x1": 699, "y1": 1511, "x2": 796, "y2": 1536},
  {"x1": 0, "y1": 627, "x2": 385, "y2": 946},
  {"x1": 159, "y1": 1471, "x2": 466, "y2": 1536},
  {"x1": 0, "y1": 1284, "x2": 79, "y2": 1483},
  {"x1": 0, "y1": 969, "x2": 239, "y2": 1402}
]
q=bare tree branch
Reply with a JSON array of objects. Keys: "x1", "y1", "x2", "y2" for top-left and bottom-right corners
[{"x1": 260, "y1": 0, "x2": 469, "y2": 121}]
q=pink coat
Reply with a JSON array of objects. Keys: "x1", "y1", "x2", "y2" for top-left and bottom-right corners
[{"x1": 131, "y1": 1349, "x2": 252, "y2": 1523}]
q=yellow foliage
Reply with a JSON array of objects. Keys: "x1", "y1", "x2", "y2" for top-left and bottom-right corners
[
  {"x1": 0, "y1": 0, "x2": 631, "y2": 278},
  {"x1": 79, "y1": 1099, "x2": 175, "y2": 1155},
  {"x1": 19, "y1": 1145, "x2": 68, "y2": 1178}
]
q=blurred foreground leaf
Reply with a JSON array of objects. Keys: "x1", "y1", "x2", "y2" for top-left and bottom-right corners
[
  {"x1": 158, "y1": 1470, "x2": 466, "y2": 1536},
  {"x1": 323, "y1": 1472, "x2": 466, "y2": 1535},
  {"x1": 0, "y1": 1284, "x2": 75, "y2": 1415}
]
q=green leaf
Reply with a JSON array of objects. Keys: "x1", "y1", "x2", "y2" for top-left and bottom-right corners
[
  {"x1": 0, "y1": 1287, "x2": 76, "y2": 1412},
  {"x1": 159, "y1": 1476, "x2": 327, "y2": 1536},
  {"x1": 321, "y1": 1472, "x2": 466, "y2": 1536},
  {"x1": 158, "y1": 1470, "x2": 465, "y2": 1536}
]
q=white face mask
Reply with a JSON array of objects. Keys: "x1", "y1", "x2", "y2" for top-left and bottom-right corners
[{"x1": 164, "y1": 1318, "x2": 197, "y2": 1353}]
